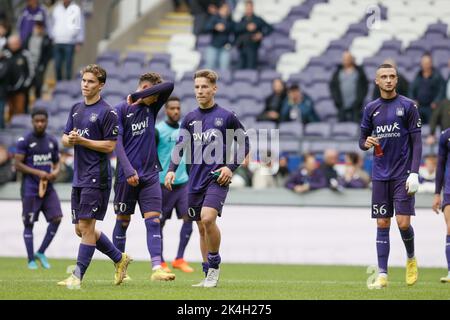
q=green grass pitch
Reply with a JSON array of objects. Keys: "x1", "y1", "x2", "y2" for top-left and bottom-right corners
[{"x1": 0, "y1": 258, "x2": 448, "y2": 300}]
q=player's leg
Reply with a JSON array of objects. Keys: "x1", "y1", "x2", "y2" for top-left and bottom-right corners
[
  {"x1": 441, "y1": 203, "x2": 450, "y2": 283},
  {"x1": 160, "y1": 185, "x2": 176, "y2": 272},
  {"x1": 113, "y1": 215, "x2": 131, "y2": 253},
  {"x1": 112, "y1": 182, "x2": 135, "y2": 253},
  {"x1": 140, "y1": 176, "x2": 175, "y2": 281},
  {"x1": 172, "y1": 186, "x2": 194, "y2": 272},
  {"x1": 201, "y1": 207, "x2": 222, "y2": 288},
  {"x1": 36, "y1": 190, "x2": 64, "y2": 269},
  {"x1": 22, "y1": 197, "x2": 40, "y2": 269},
  {"x1": 369, "y1": 181, "x2": 393, "y2": 289},
  {"x1": 394, "y1": 179, "x2": 418, "y2": 286}
]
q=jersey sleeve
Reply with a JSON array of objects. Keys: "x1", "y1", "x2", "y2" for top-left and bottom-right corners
[
  {"x1": 64, "y1": 105, "x2": 75, "y2": 135},
  {"x1": 16, "y1": 136, "x2": 27, "y2": 155},
  {"x1": 406, "y1": 103, "x2": 422, "y2": 134},
  {"x1": 51, "y1": 137, "x2": 60, "y2": 164},
  {"x1": 168, "y1": 116, "x2": 190, "y2": 173},
  {"x1": 227, "y1": 112, "x2": 250, "y2": 172},
  {"x1": 102, "y1": 108, "x2": 120, "y2": 141},
  {"x1": 114, "y1": 103, "x2": 125, "y2": 136},
  {"x1": 360, "y1": 104, "x2": 373, "y2": 131}
]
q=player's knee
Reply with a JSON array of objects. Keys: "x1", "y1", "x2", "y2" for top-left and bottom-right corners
[
  {"x1": 74, "y1": 226, "x2": 82, "y2": 238},
  {"x1": 196, "y1": 222, "x2": 206, "y2": 236},
  {"x1": 201, "y1": 216, "x2": 216, "y2": 229},
  {"x1": 377, "y1": 219, "x2": 390, "y2": 229}
]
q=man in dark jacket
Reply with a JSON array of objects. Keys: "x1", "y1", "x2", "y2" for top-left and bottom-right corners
[
  {"x1": 285, "y1": 153, "x2": 327, "y2": 193},
  {"x1": 24, "y1": 17, "x2": 52, "y2": 99},
  {"x1": 0, "y1": 49, "x2": 9, "y2": 129},
  {"x1": 190, "y1": 0, "x2": 223, "y2": 35},
  {"x1": 234, "y1": 0, "x2": 273, "y2": 70},
  {"x1": 204, "y1": 2, "x2": 234, "y2": 71},
  {"x1": 426, "y1": 98, "x2": 450, "y2": 145},
  {"x1": 329, "y1": 51, "x2": 368, "y2": 123},
  {"x1": 5, "y1": 35, "x2": 34, "y2": 120},
  {"x1": 409, "y1": 53, "x2": 445, "y2": 124},
  {"x1": 281, "y1": 84, "x2": 319, "y2": 125}
]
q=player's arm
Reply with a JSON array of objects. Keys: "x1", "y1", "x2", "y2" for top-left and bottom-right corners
[
  {"x1": 48, "y1": 161, "x2": 60, "y2": 182},
  {"x1": 359, "y1": 107, "x2": 378, "y2": 151},
  {"x1": 433, "y1": 133, "x2": 448, "y2": 213},
  {"x1": 14, "y1": 153, "x2": 48, "y2": 180},
  {"x1": 165, "y1": 119, "x2": 190, "y2": 190},
  {"x1": 116, "y1": 134, "x2": 139, "y2": 186},
  {"x1": 405, "y1": 105, "x2": 423, "y2": 195},
  {"x1": 128, "y1": 82, "x2": 174, "y2": 107}
]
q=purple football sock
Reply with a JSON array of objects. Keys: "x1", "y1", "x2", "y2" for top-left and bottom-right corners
[
  {"x1": 376, "y1": 228, "x2": 390, "y2": 274},
  {"x1": 145, "y1": 217, "x2": 162, "y2": 269},
  {"x1": 446, "y1": 235, "x2": 450, "y2": 272},
  {"x1": 74, "y1": 244, "x2": 95, "y2": 280},
  {"x1": 37, "y1": 221, "x2": 60, "y2": 254},
  {"x1": 400, "y1": 226, "x2": 415, "y2": 259},
  {"x1": 112, "y1": 220, "x2": 129, "y2": 253},
  {"x1": 207, "y1": 252, "x2": 221, "y2": 270},
  {"x1": 23, "y1": 225, "x2": 34, "y2": 262},
  {"x1": 160, "y1": 221, "x2": 165, "y2": 263},
  {"x1": 176, "y1": 221, "x2": 193, "y2": 260},
  {"x1": 202, "y1": 262, "x2": 209, "y2": 277},
  {"x1": 96, "y1": 232, "x2": 122, "y2": 263}
]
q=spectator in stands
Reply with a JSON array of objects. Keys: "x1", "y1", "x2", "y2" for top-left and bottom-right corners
[
  {"x1": 257, "y1": 78, "x2": 286, "y2": 122},
  {"x1": 0, "y1": 143, "x2": 14, "y2": 185},
  {"x1": 251, "y1": 151, "x2": 277, "y2": 189},
  {"x1": 426, "y1": 98, "x2": 450, "y2": 146},
  {"x1": 230, "y1": 155, "x2": 252, "y2": 188},
  {"x1": 5, "y1": 35, "x2": 34, "y2": 120},
  {"x1": 0, "y1": 20, "x2": 9, "y2": 52},
  {"x1": 409, "y1": 53, "x2": 445, "y2": 124},
  {"x1": 372, "y1": 59, "x2": 409, "y2": 100},
  {"x1": 17, "y1": 0, "x2": 49, "y2": 42},
  {"x1": 173, "y1": 0, "x2": 190, "y2": 12},
  {"x1": 319, "y1": 148, "x2": 340, "y2": 191},
  {"x1": 51, "y1": 0, "x2": 85, "y2": 81},
  {"x1": 339, "y1": 152, "x2": 370, "y2": 189},
  {"x1": 274, "y1": 153, "x2": 290, "y2": 187},
  {"x1": 204, "y1": 2, "x2": 234, "y2": 71},
  {"x1": 190, "y1": 0, "x2": 223, "y2": 35},
  {"x1": 23, "y1": 16, "x2": 52, "y2": 99},
  {"x1": 285, "y1": 153, "x2": 327, "y2": 194},
  {"x1": 330, "y1": 51, "x2": 368, "y2": 123},
  {"x1": 0, "y1": 48, "x2": 8, "y2": 129},
  {"x1": 280, "y1": 83, "x2": 319, "y2": 125},
  {"x1": 54, "y1": 148, "x2": 74, "y2": 183},
  {"x1": 234, "y1": 0, "x2": 273, "y2": 70},
  {"x1": 418, "y1": 154, "x2": 437, "y2": 193}
]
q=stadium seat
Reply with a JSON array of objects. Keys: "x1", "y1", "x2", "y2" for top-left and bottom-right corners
[
  {"x1": 331, "y1": 122, "x2": 360, "y2": 140},
  {"x1": 303, "y1": 122, "x2": 331, "y2": 138},
  {"x1": 233, "y1": 70, "x2": 259, "y2": 85},
  {"x1": 9, "y1": 115, "x2": 32, "y2": 130},
  {"x1": 279, "y1": 121, "x2": 303, "y2": 139}
]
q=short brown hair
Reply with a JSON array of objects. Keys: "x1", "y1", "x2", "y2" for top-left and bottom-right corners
[
  {"x1": 377, "y1": 63, "x2": 397, "y2": 74},
  {"x1": 139, "y1": 72, "x2": 163, "y2": 85},
  {"x1": 80, "y1": 64, "x2": 107, "y2": 84},
  {"x1": 194, "y1": 69, "x2": 218, "y2": 85}
]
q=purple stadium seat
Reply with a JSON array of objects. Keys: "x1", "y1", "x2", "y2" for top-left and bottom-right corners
[
  {"x1": 328, "y1": 39, "x2": 352, "y2": 51},
  {"x1": 336, "y1": 141, "x2": 361, "y2": 154},
  {"x1": 216, "y1": 98, "x2": 232, "y2": 109},
  {"x1": 346, "y1": 22, "x2": 369, "y2": 37},
  {"x1": 196, "y1": 34, "x2": 212, "y2": 48},
  {"x1": 273, "y1": 38, "x2": 296, "y2": 52},
  {"x1": 104, "y1": 93, "x2": 125, "y2": 107},
  {"x1": 302, "y1": 140, "x2": 336, "y2": 154},
  {"x1": 252, "y1": 121, "x2": 277, "y2": 132},
  {"x1": 432, "y1": 49, "x2": 449, "y2": 69},
  {"x1": 431, "y1": 39, "x2": 450, "y2": 51},
  {"x1": 123, "y1": 51, "x2": 147, "y2": 66},
  {"x1": 331, "y1": 122, "x2": 359, "y2": 139},
  {"x1": 426, "y1": 22, "x2": 448, "y2": 37},
  {"x1": 238, "y1": 98, "x2": 264, "y2": 117},
  {"x1": 305, "y1": 83, "x2": 330, "y2": 102},
  {"x1": 274, "y1": 20, "x2": 294, "y2": 37},
  {"x1": 260, "y1": 70, "x2": 282, "y2": 83},
  {"x1": 380, "y1": 39, "x2": 402, "y2": 52},
  {"x1": 233, "y1": 70, "x2": 259, "y2": 85},
  {"x1": 423, "y1": 32, "x2": 447, "y2": 43},
  {"x1": 280, "y1": 139, "x2": 300, "y2": 155},
  {"x1": 396, "y1": 55, "x2": 416, "y2": 71},
  {"x1": 377, "y1": 48, "x2": 401, "y2": 60},
  {"x1": 288, "y1": 5, "x2": 311, "y2": 19},
  {"x1": 315, "y1": 100, "x2": 338, "y2": 122},
  {"x1": 408, "y1": 39, "x2": 432, "y2": 53},
  {"x1": 149, "y1": 53, "x2": 171, "y2": 67},
  {"x1": 279, "y1": 121, "x2": 303, "y2": 139},
  {"x1": 303, "y1": 122, "x2": 331, "y2": 138},
  {"x1": 96, "y1": 51, "x2": 121, "y2": 65},
  {"x1": 288, "y1": 72, "x2": 308, "y2": 86},
  {"x1": 9, "y1": 114, "x2": 32, "y2": 130}
]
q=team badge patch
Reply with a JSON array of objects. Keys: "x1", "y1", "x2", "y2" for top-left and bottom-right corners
[
  {"x1": 396, "y1": 107, "x2": 404, "y2": 117},
  {"x1": 215, "y1": 118, "x2": 224, "y2": 127},
  {"x1": 89, "y1": 113, "x2": 98, "y2": 122}
]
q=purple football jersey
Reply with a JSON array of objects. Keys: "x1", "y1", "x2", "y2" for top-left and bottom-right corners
[
  {"x1": 360, "y1": 95, "x2": 422, "y2": 181},
  {"x1": 436, "y1": 128, "x2": 450, "y2": 194},
  {"x1": 170, "y1": 104, "x2": 249, "y2": 193},
  {"x1": 16, "y1": 132, "x2": 59, "y2": 197},
  {"x1": 114, "y1": 101, "x2": 164, "y2": 182},
  {"x1": 64, "y1": 98, "x2": 119, "y2": 189}
]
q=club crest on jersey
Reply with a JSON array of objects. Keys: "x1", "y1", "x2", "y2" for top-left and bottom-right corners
[
  {"x1": 89, "y1": 113, "x2": 98, "y2": 123},
  {"x1": 396, "y1": 107, "x2": 404, "y2": 117},
  {"x1": 49, "y1": 142, "x2": 54, "y2": 149},
  {"x1": 417, "y1": 118, "x2": 422, "y2": 128},
  {"x1": 215, "y1": 118, "x2": 224, "y2": 127}
]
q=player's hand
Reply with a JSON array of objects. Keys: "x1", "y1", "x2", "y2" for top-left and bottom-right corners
[
  {"x1": 215, "y1": 167, "x2": 233, "y2": 187},
  {"x1": 47, "y1": 171, "x2": 58, "y2": 182},
  {"x1": 406, "y1": 173, "x2": 419, "y2": 196},
  {"x1": 127, "y1": 170, "x2": 139, "y2": 187},
  {"x1": 164, "y1": 171, "x2": 176, "y2": 191},
  {"x1": 432, "y1": 194, "x2": 442, "y2": 214},
  {"x1": 68, "y1": 128, "x2": 81, "y2": 145},
  {"x1": 364, "y1": 136, "x2": 379, "y2": 149},
  {"x1": 37, "y1": 170, "x2": 49, "y2": 180}
]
